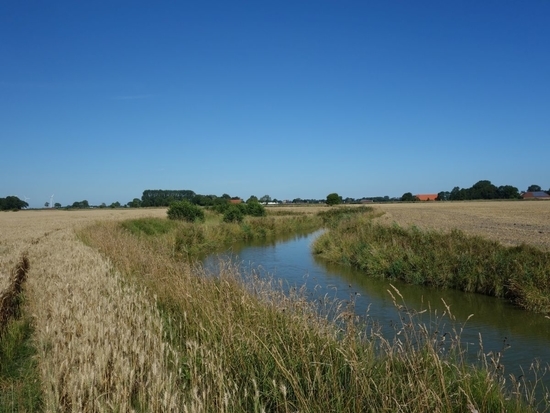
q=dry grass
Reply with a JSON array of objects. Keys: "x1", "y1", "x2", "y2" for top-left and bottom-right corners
[
  {"x1": 373, "y1": 201, "x2": 550, "y2": 250},
  {"x1": 0, "y1": 208, "x2": 183, "y2": 411}
]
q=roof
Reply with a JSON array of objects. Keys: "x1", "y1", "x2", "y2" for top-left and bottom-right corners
[
  {"x1": 522, "y1": 191, "x2": 550, "y2": 199},
  {"x1": 415, "y1": 194, "x2": 438, "y2": 201}
]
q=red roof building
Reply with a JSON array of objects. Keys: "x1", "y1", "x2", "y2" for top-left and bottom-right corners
[
  {"x1": 415, "y1": 194, "x2": 438, "y2": 201},
  {"x1": 522, "y1": 191, "x2": 550, "y2": 200}
]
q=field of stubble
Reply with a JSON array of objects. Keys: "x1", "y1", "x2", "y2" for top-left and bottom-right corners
[{"x1": 373, "y1": 201, "x2": 550, "y2": 250}]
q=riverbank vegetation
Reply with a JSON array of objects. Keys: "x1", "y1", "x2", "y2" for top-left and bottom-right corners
[
  {"x1": 313, "y1": 210, "x2": 550, "y2": 314},
  {"x1": 76, "y1": 207, "x2": 549, "y2": 411}
]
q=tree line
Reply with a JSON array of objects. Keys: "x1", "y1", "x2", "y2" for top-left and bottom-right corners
[{"x1": 401, "y1": 181, "x2": 549, "y2": 202}]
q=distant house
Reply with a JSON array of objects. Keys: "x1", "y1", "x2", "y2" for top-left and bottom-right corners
[
  {"x1": 415, "y1": 194, "x2": 438, "y2": 201},
  {"x1": 229, "y1": 198, "x2": 242, "y2": 204},
  {"x1": 522, "y1": 191, "x2": 550, "y2": 200}
]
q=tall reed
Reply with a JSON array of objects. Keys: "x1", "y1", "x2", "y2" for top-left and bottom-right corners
[{"x1": 313, "y1": 213, "x2": 550, "y2": 314}]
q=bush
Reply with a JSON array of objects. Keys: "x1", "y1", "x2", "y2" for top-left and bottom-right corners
[
  {"x1": 167, "y1": 201, "x2": 205, "y2": 222},
  {"x1": 223, "y1": 206, "x2": 244, "y2": 223},
  {"x1": 246, "y1": 201, "x2": 266, "y2": 217}
]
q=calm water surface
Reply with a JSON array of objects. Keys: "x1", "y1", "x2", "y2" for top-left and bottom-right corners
[{"x1": 205, "y1": 230, "x2": 550, "y2": 386}]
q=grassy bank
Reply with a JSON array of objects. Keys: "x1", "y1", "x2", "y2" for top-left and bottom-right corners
[
  {"x1": 78, "y1": 211, "x2": 548, "y2": 412},
  {"x1": 313, "y1": 212, "x2": 550, "y2": 314},
  {"x1": 119, "y1": 212, "x2": 324, "y2": 260}
]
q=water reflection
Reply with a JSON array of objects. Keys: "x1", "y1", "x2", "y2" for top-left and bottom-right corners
[{"x1": 204, "y1": 230, "x2": 550, "y2": 385}]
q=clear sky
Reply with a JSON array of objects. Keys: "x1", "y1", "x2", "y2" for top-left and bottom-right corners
[{"x1": 2, "y1": 1, "x2": 549, "y2": 207}]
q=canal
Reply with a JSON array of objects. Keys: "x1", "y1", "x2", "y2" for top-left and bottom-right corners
[{"x1": 205, "y1": 230, "x2": 550, "y2": 388}]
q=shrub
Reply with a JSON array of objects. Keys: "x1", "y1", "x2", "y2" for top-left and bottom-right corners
[
  {"x1": 167, "y1": 201, "x2": 205, "y2": 222},
  {"x1": 246, "y1": 201, "x2": 266, "y2": 217},
  {"x1": 223, "y1": 206, "x2": 244, "y2": 223}
]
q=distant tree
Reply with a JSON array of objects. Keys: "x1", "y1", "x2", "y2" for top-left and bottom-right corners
[
  {"x1": 436, "y1": 191, "x2": 450, "y2": 201},
  {"x1": 127, "y1": 198, "x2": 142, "y2": 208},
  {"x1": 326, "y1": 193, "x2": 342, "y2": 206},
  {"x1": 401, "y1": 192, "x2": 418, "y2": 202},
  {"x1": 45, "y1": 202, "x2": 49, "y2": 208},
  {"x1": 221, "y1": 193, "x2": 231, "y2": 200},
  {"x1": 167, "y1": 201, "x2": 205, "y2": 222},
  {"x1": 109, "y1": 201, "x2": 121, "y2": 208},
  {"x1": 54, "y1": 202, "x2": 61, "y2": 208},
  {"x1": 71, "y1": 200, "x2": 90, "y2": 209},
  {"x1": 497, "y1": 185, "x2": 521, "y2": 199},
  {"x1": 100, "y1": 203, "x2": 107, "y2": 208},
  {"x1": 528, "y1": 184, "x2": 541, "y2": 192},
  {"x1": 259, "y1": 195, "x2": 272, "y2": 204},
  {"x1": 0, "y1": 196, "x2": 28, "y2": 210},
  {"x1": 246, "y1": 195, "x2": 258, "y2": 204}
]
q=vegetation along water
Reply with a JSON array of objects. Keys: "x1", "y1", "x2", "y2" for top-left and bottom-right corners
[{"x1": 75, "y1": 205, "x2": 550, "y2": 412}]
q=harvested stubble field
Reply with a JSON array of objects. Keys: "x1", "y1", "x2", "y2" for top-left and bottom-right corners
[{"x1": 373, "y1": 201, "x2": 550, "y2": 250}]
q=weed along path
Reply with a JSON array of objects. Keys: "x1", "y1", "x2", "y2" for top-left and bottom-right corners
[{"x1": 207, "y1": 228, "x2": 550, "y2": 391}]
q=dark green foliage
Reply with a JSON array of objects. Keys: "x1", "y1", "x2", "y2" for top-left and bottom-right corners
[
  {"x1": 401, "y1": 192, "x2": 418, "y2": 202},
  {"x1": 246, "y1": 201, "x2": 266, "y2": 217},
  {"x1": 167, "y1": 201, "x2": 205, "y2": 222},
  {"x1": 326, "y1": 193, "x2": 342, "y2": 206},
  {"x1": 127, "y1": 198, "x2": 142, "y2": 208},
  {"x1": 141, "y1": 189, "x2": 196, "y2": 207},
  {"x1": 0, "y1": 196, "x2": 28, "y2": 211},
  {"x1": 313, "y1": 215, "x2": 550, "y2": 313},
  {"x1": 71, "y1": 200, "x2": 90, "y2": 209},
  {"x1": 223, "y1": 206, "x2": 245, "y2": 223},
  {"x1": 449, "y1": 181, "x2": 521, "y2": 200},
  {"x1": 528, "y1": 184, "x2": 541, "y2": 192}
]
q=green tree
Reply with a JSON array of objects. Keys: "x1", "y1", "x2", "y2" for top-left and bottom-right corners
[
  {"x1": 246, "y1": 195, "x2": 258, "y2": 204},
  {"x1": 528, "y1": 184, "x2": 541, "y2": 192},
  {"x1": 401, "y1": 192, "x2": 418, "y2": 202},
  {"x1": 259, "y1": 195, "x2": 271, "y2": 204},
  {"x1": 127, "y1": 198, "x2": 142, "y2": 208},
  {"x1": 167, "y1": 201, "x2": 205, "y2": 222},
  {"x1": 0, "y1": 196, "x2": 28, "y2": 210},
  {"x1": 326, "y1": 193, "x2": 342, "y2": 206}
]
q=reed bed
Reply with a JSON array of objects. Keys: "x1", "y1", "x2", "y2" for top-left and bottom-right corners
[
  {"x1": 313, "y1": 211, "x2": 550, "y2": 314},
  {"x1": 79, "y1": 214, "x2": 547, "y2": 412}
]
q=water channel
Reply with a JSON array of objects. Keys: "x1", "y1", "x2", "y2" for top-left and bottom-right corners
[{"x1": 205, "y1": 230, "x2": 550, "y2": 389}]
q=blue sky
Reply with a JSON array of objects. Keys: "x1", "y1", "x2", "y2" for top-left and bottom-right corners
[{"x1": 1, "y1": 1, "x2": 549, "y2": 207}]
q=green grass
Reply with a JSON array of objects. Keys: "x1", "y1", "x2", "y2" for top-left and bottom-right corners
[
  {"x1": 312, "y1": 213, "x2": 550, "y2": 314},
  {"x1": 0, "y1": 302, "x2": 43, "y2": 412}
]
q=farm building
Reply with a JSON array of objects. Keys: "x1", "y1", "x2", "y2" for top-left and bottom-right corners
[
  {"x1": 415, "y1": 194, "x2": 438, "y2": 201},
  {"x1": 522, "y1": 191, "x2": 550, "y2": 200}
]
